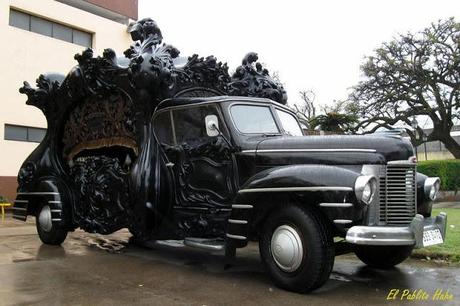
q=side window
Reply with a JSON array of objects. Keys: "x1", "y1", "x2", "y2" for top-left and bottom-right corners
[
  {"x1": 173, "y1": 105, "x2": 224, "y2": 145},
  {"x1": 153, "y1": 111, "x2": 174, "y2": 145},
  {"x1": 275, "y1": 109, "x2": 304, "y2": 136}
]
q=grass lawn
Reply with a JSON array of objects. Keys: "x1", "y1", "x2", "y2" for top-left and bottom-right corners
[{"x1": 412, "y1": 208, "x2": 460, "y2": 263}]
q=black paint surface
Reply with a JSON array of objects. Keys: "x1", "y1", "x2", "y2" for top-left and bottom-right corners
[{"x1": 14, "y1": 18, "x2": 432, "y2": 245}]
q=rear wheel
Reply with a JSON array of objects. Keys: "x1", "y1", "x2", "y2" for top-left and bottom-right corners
[
  {"x1": 36, "y1": 202, "x2": 67, "y2": 245},
  {"x1": 259, "y1": 205, "x2": 335, "y2": 293},
  {"x1": 354, "y1": 245, "x2": 414, "y2": 269}
]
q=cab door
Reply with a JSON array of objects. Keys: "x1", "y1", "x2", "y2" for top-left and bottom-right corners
[{"x1": 153, "y1": 104, "x2": 237, "y2": 210}]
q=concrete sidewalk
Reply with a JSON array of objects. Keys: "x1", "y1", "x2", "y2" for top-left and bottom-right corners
[
  {"x1": 0, "y1": 226, "x2": 36, "y2": 236},
  {"x1": 0, "y1": 213, "x2": 34, "y2": 228}
]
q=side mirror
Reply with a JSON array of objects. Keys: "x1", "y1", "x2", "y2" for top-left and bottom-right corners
[{"x1": 205, "y1": 115, "x2": 219, "y2": 137}]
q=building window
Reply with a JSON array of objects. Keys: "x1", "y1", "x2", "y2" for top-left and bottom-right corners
[
  {"x1": 4, "y1": 124, "x2": 47, "y2": 143},
  {"x1": 9, "y1": 8, "x2": 93, "y2": 48}
]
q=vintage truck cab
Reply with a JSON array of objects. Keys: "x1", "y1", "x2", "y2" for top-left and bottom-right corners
[{"x1": 12, "y1": 18, "x2": 446, "y2": 293}]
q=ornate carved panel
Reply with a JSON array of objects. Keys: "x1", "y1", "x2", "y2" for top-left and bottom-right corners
[
  {"x1": 18, "y1": 17, "x2": 288, "y2": 237},
  {"x1": 70, "y1": 156, "x2": 130, "y2": 234},
  {"x1": 165, "y1": 137, "x2": 236, "y2": 208},
  {"x1": 62, "y1": 94, "x2": 137, "y2": 160}
]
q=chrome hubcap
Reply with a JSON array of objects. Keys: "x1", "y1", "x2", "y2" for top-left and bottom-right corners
[
  {"x1": 271, "y1": 225, "x2": 303, "y2": 272},
  {"x1": 38, "y1": 205, "x2": 52, "y2": 232}
]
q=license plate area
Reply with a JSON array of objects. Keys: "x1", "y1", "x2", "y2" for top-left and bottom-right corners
[{"x1": 422, "y1": 228, "x2": 443, "y2": 247}]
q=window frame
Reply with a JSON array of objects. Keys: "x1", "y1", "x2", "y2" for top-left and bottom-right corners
[
  {"x1": 152, "y1": 102, "x2": 231, "y2": 147},
  {"x1": 8, "y1": 9, "x2": 30, "y2": 31},
  {"x1": 228, "y1": 102, "x2": 282, "y2": 136},
  {"x1": 4, "y1": 124, "x2": 47, "y2": 143},
  {"x1": 9, "y1": 8, "x2": 93, "y2": 48},
  {"x1": 274, "y1": 107, "x2": 304, "y2": 136},
  {"x1": 151, "y1": 109, "x2": 175, "y2": 146}
]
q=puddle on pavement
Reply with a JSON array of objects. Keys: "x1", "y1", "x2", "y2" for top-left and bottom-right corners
[
  {"x1": 12, "y1": 257, "x2": 35, "y2": 263},
  {"x1": 3, "y1": 228, "x2": 132, "y2": 264},
  {"x1": 86, "y1": 236, "x2": 128, "y2": 253},
  {"x1": 329, "y1": 272, "x2": 352, "y2": 282},
  {"x1": 68, "y1": 229, "x2": 132, "y2": 254}
]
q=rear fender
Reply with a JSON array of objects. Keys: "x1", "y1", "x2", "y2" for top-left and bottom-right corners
[{"x1": 14, "y1": 178, "x2": 74, "y2": 229}]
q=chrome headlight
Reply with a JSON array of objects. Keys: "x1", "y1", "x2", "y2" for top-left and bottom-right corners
[
  {"x1": 355, "y1": 175, "x2": 377, "y2": 205},
  {"x1": 424, "y1": 177, "x2": 440, "y2": 201}
]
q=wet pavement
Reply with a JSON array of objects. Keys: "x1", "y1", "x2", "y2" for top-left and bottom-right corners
[{"x1": 0, "y1": 216, "x2": 459, "y2": 306}]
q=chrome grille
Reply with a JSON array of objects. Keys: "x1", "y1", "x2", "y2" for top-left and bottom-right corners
[{"x1": 379, "y1": 163, "x2": 416, "y2": 225}]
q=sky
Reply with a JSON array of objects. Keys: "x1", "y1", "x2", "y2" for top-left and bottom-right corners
[{"x1": 139, "y1": 0, "x2": 460, "y2": 113}]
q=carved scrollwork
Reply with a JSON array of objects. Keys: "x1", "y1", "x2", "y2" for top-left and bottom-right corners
[
  {"x1": 70, "y1": 156, "x2": 130, "y2": 234},
  {"x1": 19, "y1": 74, "x2": 64, "y2": 118},
  {"x1": 125, "y1": 18, "x2": 165, "y2": 57},
  {"x1": 17, "y1": 161, "x2": 37, "y2": 188},
  {"x1": 73, "y1": 48, "x2": 129, "y2": 98},
  {"x1": 182, "y1": 137, "x2": 235, "y2": 161},
  {"x1": 125, "y1": 18, "x2": 179, "y2": 102},
  {"x1": 177, "y1": 214, "x2": 227, "y2": 238},
  {"x1": 174, "y1": 54, "x2": 231, "y2": 96},
  {"x1": 18, "y1": 17, "x2": 288, "y2": 236},
  {"x1": 21, "y1": 18, "x2": 288, "y2": 127},
  {"x1": 228, "y1": 52, "x2": 288, "y2": 104},
  {"x1": 62, "y1": 93, "x2": 137, "y2": 160},
  {"x1": 164, "y1": 137, "x2": 235, "y2": 207}
]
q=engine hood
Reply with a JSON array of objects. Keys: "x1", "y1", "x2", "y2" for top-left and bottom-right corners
[{"x1": 254, "y1": 134, "x2": 414, "y2": 165}]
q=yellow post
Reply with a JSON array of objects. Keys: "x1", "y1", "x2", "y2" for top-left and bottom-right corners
[{"x1": 0, "y1": 203, "x2": 12, "y2": 220}]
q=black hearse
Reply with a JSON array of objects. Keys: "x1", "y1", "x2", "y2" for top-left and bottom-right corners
[{"x1": 13, "y1": 18, "x2": 446, "y2": 293}]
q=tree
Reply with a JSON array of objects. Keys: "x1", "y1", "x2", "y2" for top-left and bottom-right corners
[
  {"x1": 292, "y1": 90, "x2": 357, "y2": 133},
  {"x1": 309, "y1": 100, "x2": 358, "y2": 133},
  {"x1": 297, "y1": 90, "x2": 317, "y2": 119},
  {"x1": 350, "y1": 18, "x2": 460, "y2": 158},
  {"x1": 291, "y1": 90, "x2": 316, "y2": 128}
]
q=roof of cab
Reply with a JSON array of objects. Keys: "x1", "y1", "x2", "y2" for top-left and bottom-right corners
[{"x1": 155, "y1": 96, "x2": 292, "y2": 112}]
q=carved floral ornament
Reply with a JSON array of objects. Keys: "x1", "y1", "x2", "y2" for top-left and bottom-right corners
[
  {"x1": 16, "y1": 18, "x2": 289, "y2": 236},
  {"x1": 20, "y1": 17, "x2": 287, "y2": 112},
  {"x1": 18, "y1": 18, "x2": 287, "y2": 162}
]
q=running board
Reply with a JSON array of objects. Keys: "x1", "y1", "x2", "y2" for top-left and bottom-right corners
[{"x1": 184, "y1": 238, "x2": 225, "y2": 251}]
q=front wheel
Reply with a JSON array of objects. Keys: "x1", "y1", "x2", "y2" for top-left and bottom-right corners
[
  {"x1": 354, "y1": 245, "x2": 414, "y2": 269},
  {"x1": 259, "y1": 205, "x2": 335, "y2": 293},
  {"x1": 36, "y1": 202, "x2": 67, "y2": 245}
]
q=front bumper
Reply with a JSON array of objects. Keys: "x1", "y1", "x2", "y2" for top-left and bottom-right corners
[{"x1": 345, "y1": 212, "x2": 447, "y2": 248}]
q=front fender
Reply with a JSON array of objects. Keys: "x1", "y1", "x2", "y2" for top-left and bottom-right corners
[
  {"x1": 239, "y1": 164, "x2": 360, "y2": 192},
  {"x1": 226, "y1": 165, "x2": 365, "y2": 247}
]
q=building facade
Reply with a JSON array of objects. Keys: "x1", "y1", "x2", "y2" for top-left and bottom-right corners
[{"x1": 0, "y1": 0, "x2": 137, "y2": 202}]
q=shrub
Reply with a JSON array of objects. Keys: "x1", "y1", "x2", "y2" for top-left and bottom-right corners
[{"x1": 417, "y1": 160, "x2": 460, "y2": 191}]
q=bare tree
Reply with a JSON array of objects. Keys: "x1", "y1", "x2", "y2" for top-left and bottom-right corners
[{"x1": 296, "y1": 90, "x2": 316, "y2": 120}]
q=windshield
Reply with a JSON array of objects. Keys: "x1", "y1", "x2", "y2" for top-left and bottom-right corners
[
  {"x1": 230, "y1": 105, "x2": 279, "y2": 134},
  {"x1": 276, "y1": 109, "x2": 303, "y2": 136}
]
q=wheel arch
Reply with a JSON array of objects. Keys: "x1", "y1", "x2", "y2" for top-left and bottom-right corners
[{"x1": 14, "y1": 177, "x2": 75, "y2": 229}]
